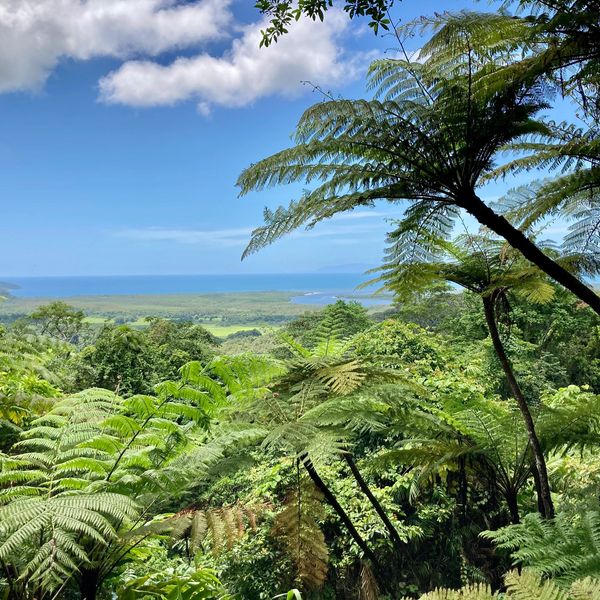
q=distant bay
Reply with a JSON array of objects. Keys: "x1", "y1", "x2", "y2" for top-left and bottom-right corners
[{"x1": 0, "y1": 273, "x2": 389, "y2": 306}]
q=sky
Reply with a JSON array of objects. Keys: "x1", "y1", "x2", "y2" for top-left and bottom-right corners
[{"x1": 0, "y1": 0, "x2": 551, "y2": 277}]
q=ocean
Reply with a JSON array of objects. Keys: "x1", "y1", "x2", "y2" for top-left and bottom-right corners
[{"x1": 0, "y1": 273, "x2": 390, "y2": 306}]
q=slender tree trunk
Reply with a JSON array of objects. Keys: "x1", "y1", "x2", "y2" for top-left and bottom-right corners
[
  {"x1": 302, "y1": 457, "x2": 378, "y2": 566},
  {"x1": 79, "y1": 568, "x2": 99, "y2": 600},
  {"x1": 457, "y1": 456, "x2": 468, "y2": 525},
  {"x1": 530, "y1": 461, "x2": 546, "y2": 516},
  {"x1": 505, "y1": 489, "x2": 521, "y2": 525},
  {"x1": 482, "y1": 295, "x2": 555, "y2": 519},
  {"x1": 466, "y1": 195, "x2": 600, "y2": 317},
  {"x1": 344, "y1": 454, "x2": 405, "y2": 554}
]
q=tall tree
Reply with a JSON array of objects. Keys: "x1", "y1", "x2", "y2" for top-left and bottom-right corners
[
  {"x1": 237, "y1": 29, "x2": 600, "y2": 315},
  {"x1": 376, "y1": 232, "x2": 561, "y2": 518},
  {"x1": 224, "y1": 329, "x2": 419, "y2": 592},
  {"x1": 29, "y1": 301, "x2": 86, "y2": 343}
]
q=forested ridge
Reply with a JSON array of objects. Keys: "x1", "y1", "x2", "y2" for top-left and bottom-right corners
[{"x1": 2, "y1": 0, "x2": 600, "y2": 597}]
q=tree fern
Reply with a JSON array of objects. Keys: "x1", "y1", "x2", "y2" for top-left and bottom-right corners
[
  {"x1": 374, "y1": 230, "x2": 599, "y2": 519},
  {"x1": 0, "y1": 389, "x2": 137, "y2": 592},
  {"x1": 430, "y1": 5, "x2": 600, "y2": 271},
  {"x1": 259, "y1": 340, "x2": 416, "y2": 465},
  {"x1": 379, "y1": 398, "x2": 532, "y2": 516},
  {"x1": 0, "y1": 367, "x2": 231, "y2": 597},
  {"x1": 237, "y1": 6, "x2": 600, "y2": 316}
]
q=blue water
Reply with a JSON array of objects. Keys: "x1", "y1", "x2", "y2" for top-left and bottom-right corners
[
  {"x1": 0, "y1": 274, "x2": 383, "y2": 300},
  {"x1": 291, "y1": 293, "x2": 389, "y2": 306}
]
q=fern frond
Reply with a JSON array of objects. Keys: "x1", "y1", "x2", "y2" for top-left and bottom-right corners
[
  {"x1": 483, "y1": 511, "x2": 600, "y2": 583},
  {"x1": 505, "y1": 569, "x2": 569, "y2": 600},
  {"x1": 272, "y1": 481, "x2": 329, "y2": 590}
]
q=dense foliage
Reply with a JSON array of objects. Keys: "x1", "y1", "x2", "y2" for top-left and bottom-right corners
[
  {"x1": 2, "y1": 0, "x2": 600, "y2": 597},
  {"x1": 1, "y1": 282, "x2": 599, "y2": 598}
]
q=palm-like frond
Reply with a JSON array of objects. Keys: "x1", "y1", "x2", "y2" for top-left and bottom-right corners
[
  {"x1": 204, "y1": 355, "x2": 285, "y2": 406},
  {"x1": 407, "y1": 569, "x2": 600, "y2": 599},
  {"x1": 237, "y1": 9, "x2": 600, "y2": 314},
  {"x1": 0, "y1": 492, "x2": 137, "y2": 590},
  {"x1": 0, "y1": 389, "x2": 135, "y2": 590},
  {"x1": 536, "y1": 386, "x2": 600, "y2": 454},
  {"x1": 492, "y1": 168, "x2": 600, "y2": 276},
  {"x1": 569, "y1": 577, "x2": 600, "y2": 599},
  {"x1": 379, "y1": 397, "x2": 532, "y2": 507},
  {"x1": 0, "y1": 373, "x2": 225, "y2": 594},
  {"x1": 408, "y1": 582, "x2": 495, "y2": 599},
  {"x1": 130, "y1": 502, "x2": 265, "y2": 557},
  {"x1": 504, "y1": 569, "x2": 569, "y2": 600},
  {"x1": 376, "y1": 231, "x2": 564, "y2": 310},
  {"x1": 482, "y1": 511, "x2": 600, "y2": 584},
  {"x1": 237, "y1": 44, "x2": 549, "y2": 258},
  {"x1": 262, "y1": 354, "x2": 415, "y2": 459}
]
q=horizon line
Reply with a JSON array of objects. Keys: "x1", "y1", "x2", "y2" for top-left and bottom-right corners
[{"x1": 0, "y1": 270, "x2": 375, "y2": 280}]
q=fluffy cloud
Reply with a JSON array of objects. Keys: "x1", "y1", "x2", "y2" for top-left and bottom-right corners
[
  {"x1": 0, "y1": 2, "x2": 371, "y2": 112},
  {"x1": 0, "y1": 0, "x2": 232, "y2": 92},
  {"x1": 99, "y1": 10, "x2": 372, "y2": 110}
]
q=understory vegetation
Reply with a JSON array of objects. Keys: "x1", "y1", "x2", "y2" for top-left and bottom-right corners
[{"x1": 2, "y1": 0, "x2": 600, "y2": 597}]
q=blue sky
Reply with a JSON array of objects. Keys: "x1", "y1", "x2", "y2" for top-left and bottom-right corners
[{"x1": 0, "y1": 0, "x2": 551, "y2": 277}]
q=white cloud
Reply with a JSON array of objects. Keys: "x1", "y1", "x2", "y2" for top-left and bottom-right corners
[
  {"x1": 0, "y1": 0, "x2": 232, "y2": 92},
  {"x1": 0, "y1": 2, "x2": 370, "y2": 113},
  {"x1": 117, "y1": 226, "x2": 253, "y2": 246},
  {"x1": 99, "y1": 10, "x2": 374, "y2": 110},
  {"x1": 117, "y1": 216, "x2": 388, "y2": 248}
]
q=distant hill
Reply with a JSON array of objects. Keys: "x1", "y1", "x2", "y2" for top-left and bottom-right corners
[{"x1": 0, "y1": 281, "x2": 17, "y2": 297}]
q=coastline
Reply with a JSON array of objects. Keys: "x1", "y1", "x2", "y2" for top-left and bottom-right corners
[{"x1": 0, "y1": 288, "x2": 392, "y2": 335}]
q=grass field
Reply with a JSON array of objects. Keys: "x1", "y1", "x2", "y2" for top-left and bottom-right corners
[
  {"x1": 202, "y1": 324, "x2": 265, "y2": 336},
  {"x1": 81, "y1": 316, "x2": 270, "y2": 336},
  {"x1": 0, "y1": 291, "x2": 390, "y2": 335}
]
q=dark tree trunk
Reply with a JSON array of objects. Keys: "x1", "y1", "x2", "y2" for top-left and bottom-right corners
[
  {"x1": 506, "y1": 489, "x2": 521, "y2": 525},
  {"x1": 302, "y1": 458, "x2": 400, "y2": 597},
  {"x1": 302, "y1": 457, "x2": 378, "y2": 566},
  {"x1": 482, "y1": 295, "x2": 555, "y2": 519},
  {"x1": 530, "y1": 461, "x2": 546, "y2": 516},
  {"x1": 466, "y1": 196, "x2": 600, "y2": 317},
  {"x1": 79, "y1": 568, "x2": 100, "y2": 600},
  {"x1": 457, "y1": 456, "x2": 468, "y2": 525},
  {"x1": 344, "y1": 454, "x2": 405, "y2": 553}
]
